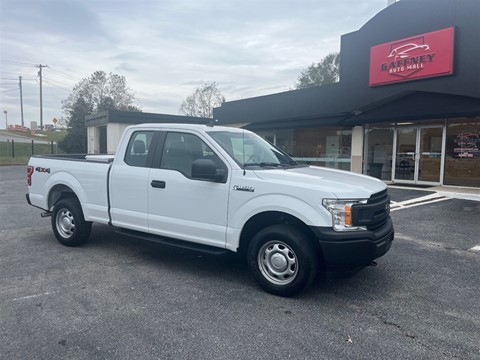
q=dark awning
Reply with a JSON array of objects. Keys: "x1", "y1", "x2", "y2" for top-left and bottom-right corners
[{"x1": 342, "y1": 91, "x2": 480, "y2": 126}]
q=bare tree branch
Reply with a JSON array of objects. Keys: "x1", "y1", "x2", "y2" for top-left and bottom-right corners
[{"x1": 179, "y1": 82, "x2": 225, "y2": 118}]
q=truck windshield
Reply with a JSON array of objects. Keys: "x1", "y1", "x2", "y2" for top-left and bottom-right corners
[{"x1": 208, "y1": 130, "x2": 302, "y2": 168}]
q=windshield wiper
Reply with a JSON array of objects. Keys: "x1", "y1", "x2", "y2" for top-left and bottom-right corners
[{"x1": 244, "y1": 162, "x2": 287, "y2": 168}]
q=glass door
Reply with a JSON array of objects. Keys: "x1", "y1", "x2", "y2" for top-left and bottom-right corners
[
  {"x1": 418, "y1": 127, "x2": 443, "y2": 183},
  {"x1": 394, "y1": 126, "x2": 444, "y2": 184},
  {"x1": 394, "y1": 127, "x2": 417, "y2": 181}
]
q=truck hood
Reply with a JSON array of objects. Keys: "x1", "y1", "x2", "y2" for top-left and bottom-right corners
[{"x1": 253, "y1": 166, "x2": 387, "y2": 199}]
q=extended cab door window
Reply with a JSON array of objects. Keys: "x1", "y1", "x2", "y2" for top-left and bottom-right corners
[
  {"x1": 159, "y1": 132, "x2": 227, "y2": 179},
  {"x1": 124, "y1": 131, "x2": 156, "y2": 167}
]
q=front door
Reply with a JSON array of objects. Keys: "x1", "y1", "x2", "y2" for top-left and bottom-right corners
[
  {"x1": 147, "y1": 131, "x2": 231, "y2": 248},
  {"x1": 394, "y1": 126, "x2": 444, "y2": 184}
]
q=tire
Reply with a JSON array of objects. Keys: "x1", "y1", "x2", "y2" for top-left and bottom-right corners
[
  {"x1": 247, "y1": 224, "x2": 318, "y2": 297},
  {"x1": 51, "y1": 198, "x2": 92, "y2": 247}
]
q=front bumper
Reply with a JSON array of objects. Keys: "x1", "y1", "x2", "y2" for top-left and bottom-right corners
[{"x1": 310, "y1": 217, "x2": 394, "y2": 274}]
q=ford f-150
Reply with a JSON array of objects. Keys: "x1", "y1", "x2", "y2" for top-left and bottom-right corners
[{"x1": 26, "y1": 123, "x2": 394, "y2": 296}]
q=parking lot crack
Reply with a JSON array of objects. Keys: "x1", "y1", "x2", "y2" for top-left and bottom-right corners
[
  {"x1": 383, "y1": 315, "x2": 467, "y2": 358},
  {"x1": 395, "y1": 232, "x2": 477, "y2": 254},
  {"x1": 379, "y1": 317, "x2": 418, "y2": 341},
  {"x1": 365, "y1": 312, "x2": 465, "y2": 359}
]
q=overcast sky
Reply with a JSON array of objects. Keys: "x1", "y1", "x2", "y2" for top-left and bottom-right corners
[{"x1": 0, "y1": 0, "x2": 389, "y2": 128}]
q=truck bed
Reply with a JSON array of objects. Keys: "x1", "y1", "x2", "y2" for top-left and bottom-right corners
[{"x1": 27, "y1": 154, "x2": 113, "y2": 225}]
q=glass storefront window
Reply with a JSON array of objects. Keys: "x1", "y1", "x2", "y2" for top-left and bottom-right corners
[
  {"x1": 444, "y1": 117, "x2": 480, "y2": 187},
  {"x1": 363, "y1": 123, "x2": 394, "y2": 180},
  {"x1": 291, "y1": 127, "x2": 351, "y2": 170},
  {"x1": 257, "y1": 127, "x2": 352, "y2": 170}
]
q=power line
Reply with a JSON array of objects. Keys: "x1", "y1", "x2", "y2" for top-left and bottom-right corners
[
  {"x1": 0, "y1": 59, "x2": 35, "y2": 67},
  {"x1": 43, "y1": 79, "x2": 71, "y2": 92},
  {"x1": 46, "y1": 67, "x2": 82, "y2": 82},
  {"x1": 0, "y1": 88, "x2": 19, "y2": 94},
  {"x1": 0, "y1": 71, "x2": 24, "y2": 76},
  {"x1": 0, "y1": 71, "x2": 37, "y2": 77},
  {"x1": 0, "y1": 77, "x2": 36, "y2": 81},
  {"x1": 43, "y1": 72, "x2": 73, "y2": 91}
]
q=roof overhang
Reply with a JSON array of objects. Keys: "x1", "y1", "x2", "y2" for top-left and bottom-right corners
[{"x1": 85, "y1": 110, "x2": 210, "y2": 128}]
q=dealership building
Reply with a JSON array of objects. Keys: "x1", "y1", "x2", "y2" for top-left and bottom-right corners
[
  {"x1": 87, "y1": 0, "x2": 479, "y2": 188},
  {"x1": 213, "y1": 0, "x2": 480, "y2": 187}
]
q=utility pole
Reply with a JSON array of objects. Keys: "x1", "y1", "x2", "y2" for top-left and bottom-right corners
[
  {"x1": 3, "y1": 110, "x2": 7, "y2": 130},
  {"x1": 35, "y1": 64, "x2": 48, "y2": 130},
  {"x1": 19, "y1": 76, "x2": 24, "y2": 127}
]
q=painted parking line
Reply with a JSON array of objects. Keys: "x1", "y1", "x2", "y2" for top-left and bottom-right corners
[
  {"x1": 11, "y1": 292, "x2": 52, "y2": 302},
  {"x1": 390, "y1": 193, "x2": 450, "y2": 211}
]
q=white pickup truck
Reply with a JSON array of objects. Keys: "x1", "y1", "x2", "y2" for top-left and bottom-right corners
[{"x1": 26, "y1": 123, "x2": 394, "y2": 296}]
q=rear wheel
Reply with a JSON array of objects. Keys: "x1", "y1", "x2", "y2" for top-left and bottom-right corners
[
  {"x1": 247, "y1": 224, "x2": 318, "y2": 297},
  {"x1": 51, "y1": 198, "x2": 91, "y2": 246}
]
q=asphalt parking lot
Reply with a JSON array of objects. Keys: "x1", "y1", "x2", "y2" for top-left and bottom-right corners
[{"x1": 1, "y1": 165, "x2": 479, "y2": 360}]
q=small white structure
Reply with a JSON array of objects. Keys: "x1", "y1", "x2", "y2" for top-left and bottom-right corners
[{"x1": 85, "y1": 110, "x2": 209, "y2": 154}]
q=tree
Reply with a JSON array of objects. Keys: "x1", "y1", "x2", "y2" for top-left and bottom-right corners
[
  {"x1": 59, "y1": 71, "x2": 140, "y2": 153},
  {"x1": 294, "y1": 52, "x2": 340, "y2": 89},
  {"x1": 179, "y1": 82, "x2": 225, "y2": 118},
  {"x1": 58, "y1": 97, "x2": 90, "y2": 153}
]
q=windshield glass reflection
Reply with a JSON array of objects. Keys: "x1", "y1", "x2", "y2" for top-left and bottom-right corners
[{"x1": 208, "y1": 130, "x2": 302, "y2": 168}]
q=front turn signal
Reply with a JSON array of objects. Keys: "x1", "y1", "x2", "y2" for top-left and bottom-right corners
[{"x1": 345, "y1": 205, "x2": 352, "y2": 226}]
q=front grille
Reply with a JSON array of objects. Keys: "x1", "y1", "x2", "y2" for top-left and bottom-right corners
[
  {"x1": 368, "y1": 189, "x2": 388, "y2": 204},
  {"x1": 352, "y1": 189, "x2": 390, "y2": 230},
  {"x1": 367, "y1": 218, "x2": 388, "y2": 231}
]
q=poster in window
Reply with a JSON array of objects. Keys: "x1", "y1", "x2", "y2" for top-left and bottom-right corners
[{"x1": 454, "y1": 132, "x2": 480, "y2": 158}]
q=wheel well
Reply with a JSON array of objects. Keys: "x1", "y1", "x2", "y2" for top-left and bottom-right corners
[
  {"x1": 238, "y1": 211, "x2": 320, "y2": 255},
  {"x1": 48, "y1": 184, "x2": 78, "y2": 210}
]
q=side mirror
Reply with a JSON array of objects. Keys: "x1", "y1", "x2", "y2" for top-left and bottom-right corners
[{"x1": 191, "y1": 159, "x2": 225, "y2": 182}]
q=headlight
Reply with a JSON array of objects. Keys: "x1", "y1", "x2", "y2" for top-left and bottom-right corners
[{"x1": 322, "y1": 199, "x2": 368, "y2": 232}]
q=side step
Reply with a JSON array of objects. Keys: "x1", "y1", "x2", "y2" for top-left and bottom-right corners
[{"x1": 115, "y1": 228, "x2": 228, "y2": 255}]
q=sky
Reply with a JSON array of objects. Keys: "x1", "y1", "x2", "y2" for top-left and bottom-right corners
[{"x1": 0, "y1": 0, "x2": 390, "y2": 129}]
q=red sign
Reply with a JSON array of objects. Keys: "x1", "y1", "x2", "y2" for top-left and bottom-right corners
[{"x1": 369, "y1": 27, "x2": 454, "y2": 86}]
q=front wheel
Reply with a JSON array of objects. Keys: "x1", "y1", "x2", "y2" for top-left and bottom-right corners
[
  {"x1": 51, "y1": 198, "x2": 92, "y2": 247},
  {"x1": 247, "y1": 224, "x2": 318, "y2": 297}
]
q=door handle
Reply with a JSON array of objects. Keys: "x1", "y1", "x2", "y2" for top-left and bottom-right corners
[{"x1": 151, "y1": 180, "x2": 166, "y2": 189}]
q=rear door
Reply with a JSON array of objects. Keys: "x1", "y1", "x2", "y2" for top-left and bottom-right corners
[
  {"x1": 109, "y1": 131, "x2": 159, "y2": 232},
  {"x1": 147, "y1": 131, "x2": 230, "y2": 248}
]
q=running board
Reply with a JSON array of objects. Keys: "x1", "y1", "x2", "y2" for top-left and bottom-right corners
[{"x1": 115, "y1": 228, "x2": 228, "y2": 255}]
